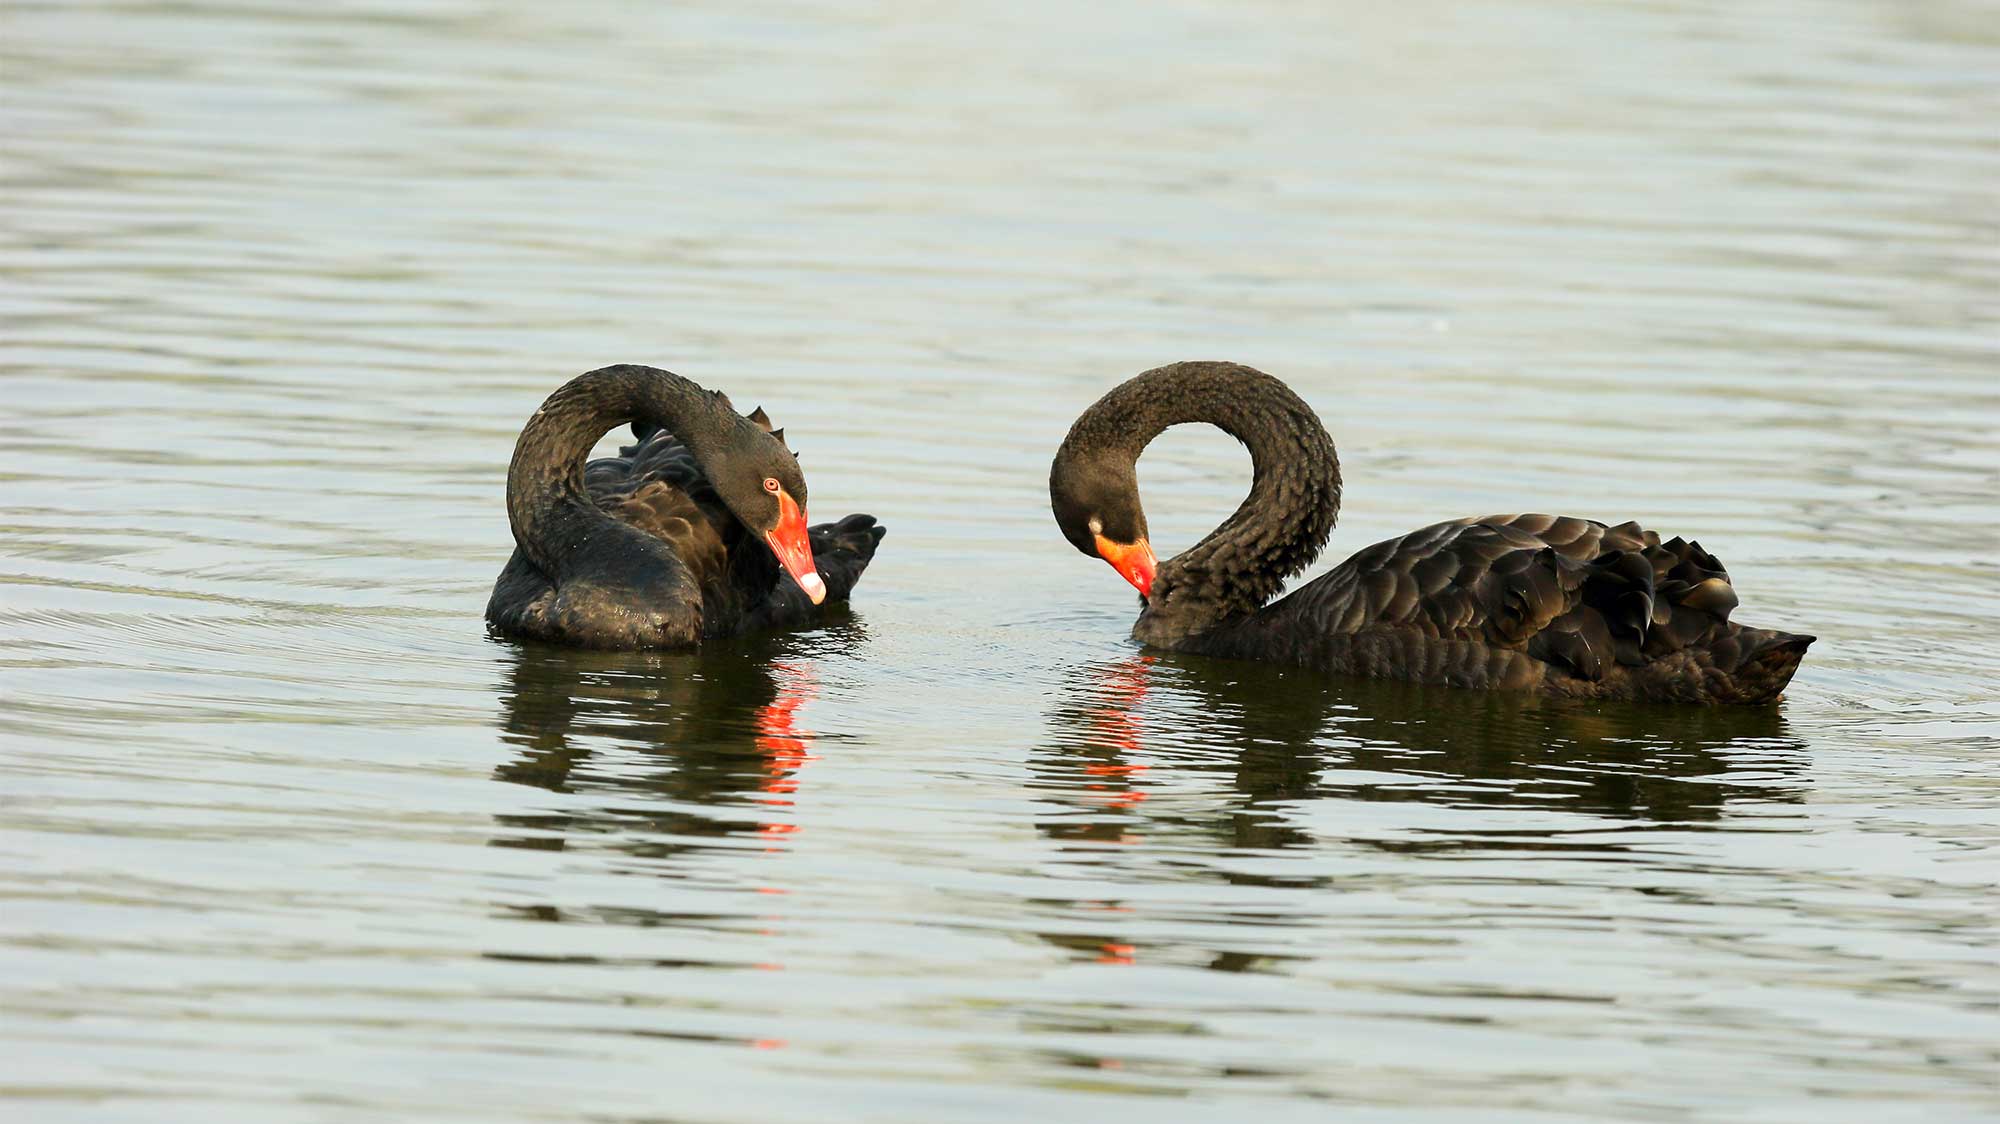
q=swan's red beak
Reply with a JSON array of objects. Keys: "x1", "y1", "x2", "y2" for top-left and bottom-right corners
[
  {"x1": 1093, "y1": 534, "x2": 1157, "y2": 599},
  {"x1": 765, "y1": 490, "x2": 825, "y2": 604}
]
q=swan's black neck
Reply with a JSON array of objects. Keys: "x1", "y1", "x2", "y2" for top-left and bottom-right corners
[
  {"x1": 506, "y1": 364, "x2": 735, "y2": 578},
  {"x1": 1058, "y1": 361, "x2": 1342, "y2": 645}
]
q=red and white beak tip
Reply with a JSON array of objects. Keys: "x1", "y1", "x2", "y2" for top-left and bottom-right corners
[
  {"x1": 794, "y1": 570, "x2": 827, "y2": 604},
  {"x1": 765, "y1": 490, "x2": 825, "y2": 605}
]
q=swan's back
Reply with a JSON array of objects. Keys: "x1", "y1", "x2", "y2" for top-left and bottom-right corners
[{"x1": 1199, "y1": 513, "x2": 1811, "y2": 704}]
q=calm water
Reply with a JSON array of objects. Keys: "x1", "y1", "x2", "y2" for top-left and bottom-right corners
[{"x1": 4, "y1": 1, "x2": 1999, "y2": 1120}]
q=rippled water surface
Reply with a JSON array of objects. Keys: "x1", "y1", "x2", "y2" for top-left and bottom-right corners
[{"x1": 5, "y1": 1, "x2": 2000, "y2": 1120}]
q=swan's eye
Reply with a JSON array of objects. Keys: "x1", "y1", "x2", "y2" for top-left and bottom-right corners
[
  {"x1": 1087, "y1": 517, "x2": 1103, "y2": 536},
  {"x1": 763, "y1": 477, "x2": 781, "y2": 494}
]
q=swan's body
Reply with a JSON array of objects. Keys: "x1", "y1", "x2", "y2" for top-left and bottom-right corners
[
  {"x1": 1051, "y1": 362, "x2": 1810, "y2": 704},
  {"x1": 488, "y1": 365, "x2": 883, "y2": 649}
]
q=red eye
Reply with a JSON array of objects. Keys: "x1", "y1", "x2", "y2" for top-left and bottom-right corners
[{"x1": 763, "y1": 477, "x2": 780, "y2": 494}]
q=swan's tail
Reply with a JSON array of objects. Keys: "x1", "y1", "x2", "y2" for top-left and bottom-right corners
[
  {"x1": 1714, "y1": 627, "x2": 1814, "y2": 704},
  {"x1": 809, "y1": 514, "x2": 887, "y2": 602},
  {"x1": 1554, "y1": 528, "x2": 1811, "y2": 704}
]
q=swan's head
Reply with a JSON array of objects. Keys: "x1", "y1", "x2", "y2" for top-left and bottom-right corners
[
  {"x1": 712, "y1": 421, "x2": 824, "y2": 604},
  {"x1": 1050, "y1": 451, "x2": 1157, "y2": 599}
]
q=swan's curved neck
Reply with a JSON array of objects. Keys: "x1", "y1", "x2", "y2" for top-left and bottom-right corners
[
  {"x1": 505, "y1": 364, "x2": 731, "y2": 577},
  {"x1": 1067, "y1": 362, "x2": 1342, "y2": 641}
]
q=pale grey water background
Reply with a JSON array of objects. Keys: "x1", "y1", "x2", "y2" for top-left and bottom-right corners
[{"x1": 4, "y1": 1, "x2": 2000, "y2": 1120}]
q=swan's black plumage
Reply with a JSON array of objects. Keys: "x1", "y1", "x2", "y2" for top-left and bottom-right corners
[
  {"x1": 1050, "y1": 361, "x2": 1811, "y2": 704},
  {"x1": 488, "y1": 365, "x2": 883, "y2": 649}
]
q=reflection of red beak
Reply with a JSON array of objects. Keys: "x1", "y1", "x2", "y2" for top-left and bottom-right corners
[
  {"x1": 764, "y1": 490, "x2": 825, "y2": 604},
  {"x1": 1093, "y1": 534, "x2": 1157, "y2": 599}
]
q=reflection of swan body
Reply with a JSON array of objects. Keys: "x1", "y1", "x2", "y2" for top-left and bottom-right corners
[
  {"x1": 1039, "y1": 654, "x2": 1806, "y2": 839},
  {"x1": 1051, "y1": 362, "x2": 1811, "y2": 703},
  {"x1": 488, "y1": 365, "x2": 884, "y2": 649},
  {"x1": 487, "y1": 639, "x2": 835, "y2": 985},
  {"x1": 491, "y1": 639, "x2": 830, "y2": 855},
  {"x1": 1026, "y1": 654, "x2": 1804, "y2": 973}
]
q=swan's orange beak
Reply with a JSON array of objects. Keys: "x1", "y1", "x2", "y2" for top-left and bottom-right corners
[
  {"x1": 765, "y1": 490, "x2": 825, "y2": 604},
  {"x1": 1093, "y1": 534, "x2": 1157, "y2": 599}
]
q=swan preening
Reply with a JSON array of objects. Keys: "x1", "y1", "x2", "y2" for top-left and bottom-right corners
[
  {"x1": 487, "y1": 365, "x2": 884, "y2": 649},
  {"x1": 486, "y1": 361, "x2": 1809, "y2": 704},
  {"x1": 1050, "y1": 361, "x2": 1811, "y2": 704}
]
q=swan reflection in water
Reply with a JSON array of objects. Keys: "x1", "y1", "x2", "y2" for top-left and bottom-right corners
[
  {"x1": 1030, "y1": 654, "x2": 1809, "y2": 970},
  {"x1": 487, "y1": 627, "x2": 857, "y2": 948},
  {"x1": 481, "y1": 629, "x2": 867, "y2": 1057}
]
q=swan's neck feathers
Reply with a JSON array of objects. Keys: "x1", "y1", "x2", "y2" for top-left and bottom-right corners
[{"x1": 1093, "y1": 362, "x2": 1341, "y2": 642}]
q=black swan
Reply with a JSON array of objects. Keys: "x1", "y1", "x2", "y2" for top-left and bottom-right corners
[
  {"x1": 1049, "y1": 361, "x2": 1811, "y2": 704},
  {"x1": 488, "y1": 364, "x2": 884, "y2": 648}
]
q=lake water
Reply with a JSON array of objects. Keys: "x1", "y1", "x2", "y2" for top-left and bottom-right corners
[{"x1": 4, "y1": 1, "x2": 1999, "y2": 1120}]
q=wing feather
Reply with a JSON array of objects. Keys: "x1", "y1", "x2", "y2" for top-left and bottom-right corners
[{"x1": 1272, "y1": 514, "x2": 1743, "y2": 683}]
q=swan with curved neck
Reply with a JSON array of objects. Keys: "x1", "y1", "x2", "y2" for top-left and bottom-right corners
[
  {"x1": 488, "y1": 364, "x2": 882, "y2": 649},
  {"x1": 1051, "y1": 361, "x2": 1811, "y2": 704}
]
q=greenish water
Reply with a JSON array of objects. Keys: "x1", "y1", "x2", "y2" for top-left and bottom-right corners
[{"x1": 3, "y1": 1, "x2": 1998, "y2": 1120}]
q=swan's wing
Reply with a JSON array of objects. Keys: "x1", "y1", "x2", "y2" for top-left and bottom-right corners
[
  {"x1": 1276, "y1": 514, "x2": 1740, "y2": 681},
  {"x1": 583, "y1": 429, "x2": 734, "y2": 592}
]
